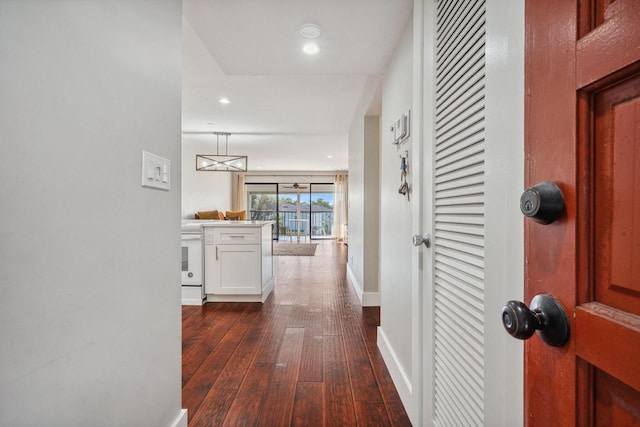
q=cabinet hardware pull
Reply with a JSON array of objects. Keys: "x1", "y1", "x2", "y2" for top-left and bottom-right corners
[{"x1": 216, "y1": 246, "x2": 219, "y2": 260}]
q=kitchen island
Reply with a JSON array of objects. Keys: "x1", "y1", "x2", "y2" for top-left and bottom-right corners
[{"x1": 202, "y1": 221, "x2": 274, "y2": 303}]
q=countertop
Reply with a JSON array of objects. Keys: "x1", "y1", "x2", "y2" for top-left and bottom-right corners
[{"x1": 181, "y1": 220, "x2": 274, "y2": 232}]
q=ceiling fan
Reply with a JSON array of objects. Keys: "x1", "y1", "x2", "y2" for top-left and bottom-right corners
[{"x1": 282, "y1": 183, "x2": 309, "y2": 190}]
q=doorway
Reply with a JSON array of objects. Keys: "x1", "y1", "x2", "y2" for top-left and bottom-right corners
[
  {"x1": 245, "y1": 182, "x2": 334, "y2": 241},
  {"x1": 278, "y1": 183, "x2": 334, "y2": 241}
]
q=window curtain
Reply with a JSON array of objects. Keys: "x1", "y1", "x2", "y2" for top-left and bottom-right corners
[
  {"x1": 233, "y1": 173, "x2": 246, "y2": 211},
  {"x1": 332, "y1": 174, "x2": 348, "y2": 240}
]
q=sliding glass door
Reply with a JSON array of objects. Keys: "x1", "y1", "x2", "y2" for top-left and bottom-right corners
[
  {"x1": 246, "y1": 183, "x2": 278, "y2": 238},
  {"x1": 278, "y1": 183, "x2": 308, "y2": 241},
  {"x1": 309, "y1": 184, "x2": 333, "y2": 240},
  {"x1": 245, "y1": 182, "x2": 334, "y2": 241}
]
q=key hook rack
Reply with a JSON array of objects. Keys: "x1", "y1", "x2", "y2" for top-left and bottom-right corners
[{"x1": 399, "y1": 150, "x2": 409, "y2": 201}]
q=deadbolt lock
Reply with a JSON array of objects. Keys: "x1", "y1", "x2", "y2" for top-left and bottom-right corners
[{"x1": 520, "y1": 181, "x2": 565, "y2": 224}]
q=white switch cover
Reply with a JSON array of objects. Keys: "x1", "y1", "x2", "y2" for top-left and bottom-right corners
[{"x1": 141, "y1": 151, "x2": 171, "y2": 191}]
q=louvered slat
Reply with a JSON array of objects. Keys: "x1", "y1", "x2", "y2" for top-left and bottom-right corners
[
  {"x1": 433, "y1": 0, "x2": 486, "y2": 426},
  {"x1": 436, "y1": 163, "x2": 484, "y2": 186},
  {"x1": 436, "y1": 39, "x2": 485, "y2": 99},
  {"x1": 436, "y1": 107, "x2": 484, "y2": 149},
  {"x1": 435, "y1": 185, "x2": 485, "y2": 202}
]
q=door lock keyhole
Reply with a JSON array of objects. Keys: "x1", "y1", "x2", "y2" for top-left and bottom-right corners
[{"x1": 520, "y1": 181, "x2": 565, "y2": 224}]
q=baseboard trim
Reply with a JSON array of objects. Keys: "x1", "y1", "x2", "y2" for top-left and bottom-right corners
[
  {"x1": 346, "y1": 263, "x2": 363, "y2": 301},
  {"x1": 205, "y1": 278, "x2": 275, "y2": 303},
  {"x1": 362, "y1": 291, "x2": 380, "y2": 307},
  {"x1": 377, "y1": 326, "x2": 413, "y2": 416},
  {"x1": 181, "y1": 286, "x2": 204, "y2": 306},
  {"x1": 169, "y1": 409, "x2": 188, "y2": 427},
  {"x1": 181, "y1": 298, "x2": 205, "y2": 306},
  {"x1": 346, "y1": 264, "x2": 380, "y2": 307}
]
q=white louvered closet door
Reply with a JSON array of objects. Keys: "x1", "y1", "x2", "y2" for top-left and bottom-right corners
[{"x1": 433, "y1": 0, "x2": 486, "y2": 426}]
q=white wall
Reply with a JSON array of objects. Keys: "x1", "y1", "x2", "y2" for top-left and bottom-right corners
[
  {"x1": 483, "y1": 0, "x2": 524, "y2": 424},
  {"x1": 347, "y1": 77, "x2": 382, "y2": 305},
  {"x1": 363, "y1": 116, "x2": 380, "y2": 300},
  {"x1": 348, "y1": 115, "x2": 365, "y2": 291},
  {"x1": 182, "y1": 135, "x2": 232, "y2": 218},
  {"x1": 378, "y1": 15, "x2": 415, "y2": 393},
  {"x1": 0, "y1": 2, "x2": 184, "y2": 426}
]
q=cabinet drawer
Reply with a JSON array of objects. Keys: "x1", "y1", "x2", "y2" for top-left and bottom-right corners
[{"x1": 211, "y1": 227, "x2": 260, "y2": 244}]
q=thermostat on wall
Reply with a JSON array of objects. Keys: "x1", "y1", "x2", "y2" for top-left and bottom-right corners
[{"x1": 391, "y1": 110, "x2": 410, "y2": 144}]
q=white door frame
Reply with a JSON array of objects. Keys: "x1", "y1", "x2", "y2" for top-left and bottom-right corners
[{"x1": 412, "y1": 0, "x2": 437, "y2": 424}]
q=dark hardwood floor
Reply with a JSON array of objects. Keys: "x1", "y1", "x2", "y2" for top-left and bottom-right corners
[{"x1": 182, "y1": 241, "x2": 412, "y2": 426}]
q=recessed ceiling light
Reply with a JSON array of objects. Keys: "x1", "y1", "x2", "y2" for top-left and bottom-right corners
[
  {"x1": 219, "y1": 97, "x2": 230, "y2": 104},
  {"x1": 303, "y1": 43, "x2": 319, "y2": 55},
  {"x1": 299, "y1": 23, "x2": 322, "y2": 39},
  {"x1": 327, "y1": 155, "x2": 333, "y2": 159}
]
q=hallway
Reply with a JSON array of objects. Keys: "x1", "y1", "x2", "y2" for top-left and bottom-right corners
[{"x1": 182, "y1": 241, "x2": 411, "y2": 426}]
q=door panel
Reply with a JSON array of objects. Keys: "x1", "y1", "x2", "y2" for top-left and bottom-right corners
[
  {"x1": 594, "y1": 76, "x2": 640, "y2": 313},
  {"x1": 577, "y1": 0, "x2": 640, "y2": 89},
  {"x1": 594, "y1": 369, "x2": 640, "y2": 427},
  {"x1": 432, "y1": 0, "x2": 487, "y2": 425},
  {"x1": 575, "y1": 303, "x2": 640, "y2": 392},
  {"x1": 526, "y1": 0, "x2": 640, "y2": 425}
]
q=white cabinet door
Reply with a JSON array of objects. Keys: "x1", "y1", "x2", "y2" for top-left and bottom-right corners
[{"x1": 207, "y1": 244, "x2": 261, "y2": 295}]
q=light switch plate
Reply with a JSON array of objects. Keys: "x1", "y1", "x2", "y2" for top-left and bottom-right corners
[{"x1": 141, "y1": 151, "x2": 170, "y2": 191}]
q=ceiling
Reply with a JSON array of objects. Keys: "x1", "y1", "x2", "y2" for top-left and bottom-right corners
[{"x1": 181, "y1": 0, "x2": 413, "y2": 172}]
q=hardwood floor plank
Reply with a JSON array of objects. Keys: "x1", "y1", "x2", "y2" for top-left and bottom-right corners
[
  {"x1": 287, "y1": 284, "x2": 309, "y2": 329},
  {"x1": 186, "y1": 387, "x2": 238, "y2": 427},
  {"x1": 298, "y1": 327, "x2": 324, "y2": 382},
  {"x1": 183, "y1": 241, "x2": 411, "y2": 426},
  {"x1": 342, "y1": 325, "x2": 384, "y2": 402},
  {"x1": 221, "y1": 361, "x2": 274, "y2": 426},
  {"x1": 182, "y1": 305, "x2": 198, "y2": 322},
  {"x1": 253, "y1": 305, "x2": 292, "y2": 364},
  {"x1": 182, "y1": 305, "x2": 260, "y2": 416},
  {"x1": 182, "y1": 303, "x2": 228, "y2": 356},
  {"x1": 257, "y1": 327, "x2": 305, "y2": 426},
  {"x1": 360, "y1": 308, "x2": 413, "y2": 427},
  {"x1": 323, "y1": 290, "x2": 342, "y2": 336},
  {"x1": 189, "y1": 309, "x2": 276, "y2": 426},
  {"x1": 298, "y1": 276, "x2": 324, "y2": 382},
  {"x1": 354, "y1": 400, "x2": 393, "y2": 427},
  {"x1": 324, "y1": 335, "x2": 357, "y2": 426},
  {"x1": 211, "y1": 309, "x2": 275, "y2": 390},
  {"x1": 291, "y1": 382, "x2": 324, "y2": 427},
  {"x1": 182, "y1": 304, "x2": 251, "y2": 387}
]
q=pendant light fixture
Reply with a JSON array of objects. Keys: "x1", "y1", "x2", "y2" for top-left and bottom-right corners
[{"x1": 196, "y1": 132, "x2": 248, "y2": 172}]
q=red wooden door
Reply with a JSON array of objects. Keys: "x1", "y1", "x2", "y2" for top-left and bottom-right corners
[{"x1": 526, "y1": 0, "x2": 640, "y2": 425}]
